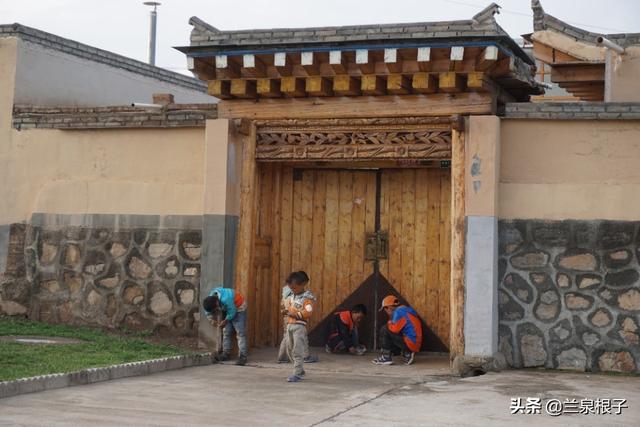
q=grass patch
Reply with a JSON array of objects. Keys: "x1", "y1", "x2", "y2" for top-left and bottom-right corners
[{"x1": 0, "y1": 317, "x2": 186, "y2": 381}]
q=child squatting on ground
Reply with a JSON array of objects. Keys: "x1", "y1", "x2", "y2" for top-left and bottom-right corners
[
  {"x1": 373, "y1": 295, "x2": 423, "y2": 366},
  {"x1": 202, "y1": 286, "x2": 248, "y2": 366},
  {"x1": 277, "y1": 272, "x2": 318, "y2": 364},
  {"x1": 325, "y1": 304, "x2": 368, "y2": 355},
  {"x1": 282, "y1": 271, "x2": 315, "y2": 382}
]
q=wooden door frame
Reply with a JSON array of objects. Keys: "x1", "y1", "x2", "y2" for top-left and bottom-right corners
[{"x1": 233, "y1": 115, "x2": 466, "y2": 360}]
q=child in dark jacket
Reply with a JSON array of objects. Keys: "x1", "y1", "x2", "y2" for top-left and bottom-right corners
[{"x1": 325, "y1": 304, "x2": 367, "y2": 355}]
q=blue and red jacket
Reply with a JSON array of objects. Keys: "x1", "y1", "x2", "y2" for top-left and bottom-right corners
[{"x1": 388, "y1": 305, "x2": 423, "y2": 352}]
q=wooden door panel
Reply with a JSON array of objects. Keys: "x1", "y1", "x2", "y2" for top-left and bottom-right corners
[
  {"x1": 285, "y1": 169, "x2": 377, "y2": 332},
  {"x1": 378, "y1": 169, "x2": 451, "y2": 349}
]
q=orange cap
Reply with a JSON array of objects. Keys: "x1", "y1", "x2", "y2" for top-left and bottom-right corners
[{"x1": 379, "y1": 295, "x2": 399, "y2": 311}]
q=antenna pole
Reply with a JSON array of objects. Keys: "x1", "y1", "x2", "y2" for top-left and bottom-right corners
[{"x1": 143, "y1": 2, "x2": 161, "y2": 66}]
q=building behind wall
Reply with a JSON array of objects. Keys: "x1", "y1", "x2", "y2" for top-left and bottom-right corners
[{"x1": 0, "y1": 24, "x2": 216, "y2": 336}]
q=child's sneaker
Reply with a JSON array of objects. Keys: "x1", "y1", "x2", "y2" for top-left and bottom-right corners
[
  {"x1": 287, "y1": 375, "x2": 303, "y2": 382},
  {"x1": 325, "y1": 344, "x2": 332, "y2": 354},
  {"x1": 304, "y1": 354, "x2": 319, "y2": 363},
  {"x1": 235, "y1": 355, "x2": 247, "y2": 366},
  {"x1": 372, "y1": 354, "x2": 393, "y2": 365},
  {"x1": 402, "y1": 352, "x2": 415, "y2": 365}
]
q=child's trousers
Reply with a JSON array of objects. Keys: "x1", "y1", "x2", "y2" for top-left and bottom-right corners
[
  {"x1": 278, "y1": 318, "x2": 309, "y2": 361},
  {"x1": 286, "y1": 323, "x2": 308, "y2": 376}
]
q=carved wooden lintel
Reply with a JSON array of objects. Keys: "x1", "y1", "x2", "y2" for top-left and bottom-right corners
[{"x1": 255, "y1": 117, "x2": 452, "y2": 161}]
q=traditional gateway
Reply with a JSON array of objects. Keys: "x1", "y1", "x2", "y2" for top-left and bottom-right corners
[{"x1": 1, "y1": 1, "x2": 640, "y2": 374}]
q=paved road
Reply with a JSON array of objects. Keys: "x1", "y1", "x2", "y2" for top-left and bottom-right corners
[{"x1": 0, "y1": 354, "x2": 638, "y2": 426}]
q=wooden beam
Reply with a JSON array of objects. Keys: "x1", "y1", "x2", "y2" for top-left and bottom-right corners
[
  {"x1": 475, "y1": 46, "x2": 499, "y2": 71},
  {"x1": 230, "y1": 79, "x2": 257, "y2": 98},
  {"x1": 187, "y1": 56, "x2": 216, "y2": 80},
  {"x1": 412, "y1": 73, "x2": 438, "y2": 94},
  {"x1": 280, "y1": 76, "x2": 306, "y2": 97},
  {"x1": 356, "y1": 49, "x2": 375, "y2": 74},
  {"x1": 333, "y1": 75, "x2": 360, "y2": 96},
  {"x1": 450, "y1": 127, "x2": 465, "y2": 362},
  {"x1": 439, "y1": 72, "x2": 465, "y2": 93},
  {"x1": 383, "y1": 48, "x2": 403, "y2": 73},
  {"x1": 450, "y1": 46, "x2": 465, "y2": 61},
  {"x1": 386, "y1": 74, "x2": 412, "y2": 95},
  {"x1": 234, "y1": 120, "x2": 258, "y2": 347},
  {"x1": 273, "y1": 52, "x2": 293, "y2": 76},
  {"x1": 532, "y1": 41, "x2": 583, "y2": 65},
  {"x1": 301, "y1": 51, "x2": 319, "y2": 75},
  {"x1": 257, "y1": 78, "x2": 282, "y2": 98},
  {"x1": 242, "y1": 54, "x2": 267, "y2": 78},
  {"x1": 215, "y1": 55, "x2": 240, "y2": 79},
  {"x1": 329, "y1": 50, "x2": 348, "y2": 74},
  {"x1": 417, "y1": 47, "x2": 431, "y2": 72},
  {"x1": 208, "y1": 80, "x2": 232, "y2": 99},
  {"x1": 306, "y1": 76, "x2": 333, "y2": 96},
  {"x1": 217, "y1": 92, "x2": 496, "y2": 120},
  {"x1": 550, "y1": 64, "x2": 604, "y2": 83},
  {"x1": 361, "y1": 75, "x2": 386, "y2": 95},
  {"x1": 466, "y1": 72, "x2": 490, "y2": 91}
]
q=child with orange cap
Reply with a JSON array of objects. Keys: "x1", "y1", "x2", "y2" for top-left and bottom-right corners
[{"x1": 372, "y1": 295, "x2": 422, "y2": 365}]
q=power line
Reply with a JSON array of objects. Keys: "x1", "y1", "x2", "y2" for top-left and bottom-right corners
[{"x1": 439, "y1": 0, "x2": 635, "y2": 33}]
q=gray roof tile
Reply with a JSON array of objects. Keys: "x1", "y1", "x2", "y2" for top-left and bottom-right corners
[{"x1": 186, "y1": 3, "x2": 510, "y2": 48}]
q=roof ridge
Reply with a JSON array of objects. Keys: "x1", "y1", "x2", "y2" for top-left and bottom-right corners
[
  {"x1": 472, "y1": 3, "x2": 501, "y2": 25},
  {"x1": 531, "y1": 0, "x2": 640, "y2": 47}
]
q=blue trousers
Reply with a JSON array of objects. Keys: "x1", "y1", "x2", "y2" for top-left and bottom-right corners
[{"x1": 222, "y1": 309, "x2": 247, "y2": 357}]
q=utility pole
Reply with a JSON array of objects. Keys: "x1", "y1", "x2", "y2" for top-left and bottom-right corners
[{"x1": 143, "y1": 2, "x2": 161, "y2": 66}]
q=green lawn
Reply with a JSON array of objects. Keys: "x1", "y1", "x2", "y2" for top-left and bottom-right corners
[{"x1": 0, "y1": 317, "x2": 186, "y2": 381}]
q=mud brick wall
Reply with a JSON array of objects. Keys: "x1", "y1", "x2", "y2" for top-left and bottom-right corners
[
  {"x1": 20, "y1": 225, "x2": 202, "y2": 335},
  {"x1": 498, "y1": 220, "x2": 640, "y2": 373}
]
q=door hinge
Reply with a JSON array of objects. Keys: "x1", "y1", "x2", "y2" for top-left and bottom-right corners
[{"x1": 365, "y1": 231, "x2": 389, "y2": 261}]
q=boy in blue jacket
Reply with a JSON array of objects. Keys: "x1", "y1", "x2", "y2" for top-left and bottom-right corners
[{"x1": 203, "y1": 286, "x2": 248, "y2": 366}]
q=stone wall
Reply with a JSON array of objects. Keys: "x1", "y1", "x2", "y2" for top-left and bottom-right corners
[
  {"x1": 0, "y1": 224, "x2": 30, "y2": 316},
  {"x1": 498, "y1": 220, "x2": 640, "y2": 373},
  {"x1": 4, "y1": 223, "x2": 203, "y2": 335}
]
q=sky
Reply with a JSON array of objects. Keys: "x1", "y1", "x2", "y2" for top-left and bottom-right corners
[{"x1": 1, "y1": 0, "x2": 639, "y2": 76}]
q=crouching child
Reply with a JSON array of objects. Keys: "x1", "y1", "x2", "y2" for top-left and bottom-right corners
[
  {"x1": 325, "y1": 304, "x2": 367, "y2": 355},
  {"x1": 372, "y1": 295, "x2": 422, "y2": 366},
  {"x1": 203, "y1": 286, "x2": 248, "y2": 366}
]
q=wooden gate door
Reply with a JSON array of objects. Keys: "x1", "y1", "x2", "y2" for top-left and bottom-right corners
[
  {"x1": 377, "y1": 168, "x2": 452, "y2": 351},
  {"x1": 252, "y1": 165, "x2": 451, "y2": 352}
]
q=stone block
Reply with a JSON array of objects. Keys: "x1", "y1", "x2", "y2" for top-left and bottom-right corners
[
  {"x1": 604, "y1": 249, "x2": 632, "y2": 268},
  {"x1": 510, "y1": 250, "x2": 549, "y2": 270},
  {"x1": 85, "y1": 367, "x2": 111, "y2": 383},
  {"x1": 589, "y1": 308, "x2": 613, "y2": 328},
  {"x1": 597, "y1": 351, "x2": 636, "y2": 373},
  {"x1": 555, "y1": 347, "x2": 587, "y2": 371},
  {"x1": 556, "y1": 249, "x2": 599, "y2": 272},
  {"x1": 502, "y1": 273, "x2": 533, "y2": 304},
  {"x1": 565, "y1": 293, "x2": 594, "y2": 311},
  {"x1": 617, "y1": 289, "x2": 640, "y2": 311},
  {"x1": 605, "y1": 270, "x2": 639, "y2": 288}
]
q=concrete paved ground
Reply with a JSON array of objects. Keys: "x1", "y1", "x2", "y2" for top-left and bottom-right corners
[{"x1": 1, "y1": 349, "x2": 638, "y2": 426}]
